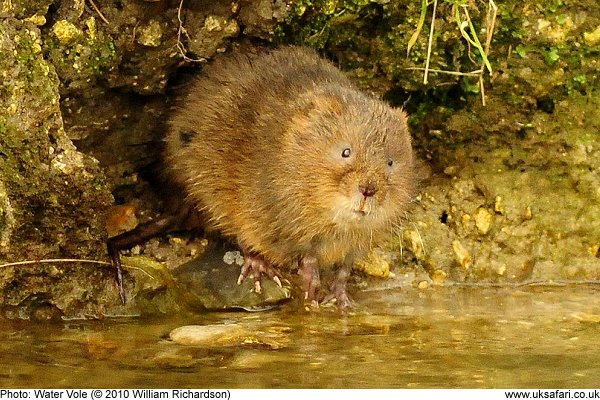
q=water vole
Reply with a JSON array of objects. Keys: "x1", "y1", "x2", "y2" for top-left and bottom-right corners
[{"x1": 162, "y1": 47, "x2": 417, "y2": 307}]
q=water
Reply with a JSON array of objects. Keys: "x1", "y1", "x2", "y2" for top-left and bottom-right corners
[{"x1": 1, "y1": 285, "x2": 599, "y2": 388}]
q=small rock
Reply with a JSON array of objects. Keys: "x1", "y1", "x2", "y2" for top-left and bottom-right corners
[
  {"x1": 491, "y1": 260, "x2": 506, "y2": 276},
  {"x1": 431, "y1": 270, "x2": 447, "y2": 285},
  {"x1": 402, "y1": 229, "x2": 425, "y2": 258},
  {"x1": 152, "y1": 350, "x2": 199, "y2": 368},
  {"x1": 169, "y1": 324, "x2": 286, "y2": 349},
  {"x1": 169, "y1": 236, "x2": 185, "y2": 246},
  {"x1": 170, "y1": 324, "x2": 250, "y2": 346},
  {"x1": 223, "y1": 250, "x2": 244, "y2": 266},
  {"x1": 443, "y1": 165, "x2": 458, "y2": 175},
  {"x1": 494, "y1": 196, "x2": 504, "y2": 214},
  {"x1": 52, "y1": 20, "x2": 82, "y2": 44},
  {"x1": 584, "y1": 25, "x2": 600, "y2": 46},
  {"x1": 452, "y1": 240, "x2": 472, "y2": 269},
  {"x1": 204, "y1": 16, "x2": 224, "y2": 32},
  {"x1": 229, "y1": 351, "x2": 287, "y2": 369},
  {"x1": 462, "y1": 213, "x2": 472, "y2": 231},
  {"x1": 354, "y1": 249, "x2": 391, "y2": 277},
  {"x1": 137, "y1": 19, "x2": 163, "y2": 47},
  {"x1": 523, "y1": 206, "x2": 533, "y2": 220},
  {"x1": 474, "y1": 208, "x2": 493, "y2": 235},
  {"x1": 26, "y1": 14, "x2": 46, "y2": 26},
  {"x1": 566, "y1": 265, "x2": 580, "y2": 278},
  {"x1": 173, "y1": 246, "x2": 291, "y2": 310}
]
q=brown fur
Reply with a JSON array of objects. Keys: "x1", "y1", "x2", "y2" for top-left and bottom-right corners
[{"x1": 165, "y1": 46, "x2": 416, "y2": 273}]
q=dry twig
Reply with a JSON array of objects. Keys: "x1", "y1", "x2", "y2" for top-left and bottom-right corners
[
  {"x1": 0, "y1": 258, "x2": 156, "y2": 280},
  {"x1": 408, "y1": 0, "x2": 498, "y2": 105},
  {"x1": 423, "y1": 0, "x2": 438, "y2": 84}
]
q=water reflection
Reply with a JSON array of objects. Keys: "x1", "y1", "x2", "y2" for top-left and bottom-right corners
[{"x1": 1, "y1": 285, "x2": 599, "y2": 388}]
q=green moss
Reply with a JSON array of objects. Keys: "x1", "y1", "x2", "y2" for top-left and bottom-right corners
[
  {"x1": 274, "y1": 0, "x2": 501, "y2": 129},
  {"x1": 7, "y1": 0, "x2": 53, "y2": 19},
  {"x1": 544, "y1": 46, "x2": 560, "y2": 65},
  {"x1": 544, "y1": 0, "x2": 565, "y2": 13},
  {"x1": 0, "y1": 19, "x2": 113, "y2": 268},
  {"x1": 497, "y1": 4, "x2": 523, "y2": 36},
  {"x1": 277, "y1": 0, "x2": 600, "y2": 129},
  {"x1": 49, "y1": 34, "x2": 116, "y2": 73},
  {"x1": 13, "y1": 29, "x2": 42, "y2": 65},
  {"x1": 274, "y1": 0, "x2": 388, "y2": 50},
  {"x1": 91, "y1": 176, "x2": 107, "y2": 191},
  {"x1": 43, "y1": 18, "x2": 117, "y2": 90}
]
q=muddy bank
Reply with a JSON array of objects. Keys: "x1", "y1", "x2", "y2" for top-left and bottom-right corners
[
  {"x1": 404, "y1": 92, "x2": 600, "y2": 285},
  {"x1": 0, "y1": 0, "x2": 598, "y2": 318},
  {"x1": 400, "y1": 0, "x2": 600, "y2": 284}
]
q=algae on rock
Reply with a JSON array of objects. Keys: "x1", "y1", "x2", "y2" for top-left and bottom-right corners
[{"x1": 0, "y1": 17, "x2": 116, "y2": 318}]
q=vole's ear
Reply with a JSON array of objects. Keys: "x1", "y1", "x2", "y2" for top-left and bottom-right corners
[
  {"x1": 287, "y1": 94, "x2": 342, "y2": 147},
  {"x1": 311, "y1": 94, "x2": 343, "y2": 116},
  {"x1": 298, "y1": 93, "x2": 343, "y2": 117}
]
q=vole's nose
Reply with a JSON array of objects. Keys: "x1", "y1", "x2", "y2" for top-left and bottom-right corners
[{"x1": 359, "y1": 182, "x2": 377, "y2": 197}]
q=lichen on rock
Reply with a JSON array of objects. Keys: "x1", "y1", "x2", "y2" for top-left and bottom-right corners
[{"x1": 0, "y1": 17, "x2": 115, "y2": 318}]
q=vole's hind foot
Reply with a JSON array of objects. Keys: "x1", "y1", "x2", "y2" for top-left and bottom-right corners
[
  {"x1": 298, "y1": 255, "x2": 321, "y2": 303},
  {"x1": 237, "y1": 252, "x2": 282, "y2": 294},
  {"x1": 322, "y1": 290, "x2": 352, "y2": 310},
  {"x1": 321, "y1": 263, "x2": 353, "y2": 310}
]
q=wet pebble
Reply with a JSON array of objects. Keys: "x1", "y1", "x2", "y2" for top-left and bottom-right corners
[
  {"x1": 170, "y1": 324, "x2": 249, "y2": 346},
  {"x1": 169, "y1": 324, "x2": 286, "y2": 349},
  {"x1": 431, "y1": 269, "x2": 447, "y2": 285},
  {"x1": 229, "y1": 351, "x2": 291, "y2": 369},
  {"x1": 152, "y1": 349, "x2": 199, "y2": 368},
  {"x1": 572, "y1": 312, "x2": 600, "y2": 324},
  {"x1": 173, "y1": 247, "x2": 291, "y2": 310},
  {"x1": 494, "y1": 196, "x2": 504, "y2": 214}
]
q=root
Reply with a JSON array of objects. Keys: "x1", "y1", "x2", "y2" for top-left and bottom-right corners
[{"x1": 176, "y1": 0, "x2": 207, "y2": 63}]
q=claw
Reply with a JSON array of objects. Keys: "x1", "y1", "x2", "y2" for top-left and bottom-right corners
[
  {"x1": 322, "y1": 263, "x2": 353, "y2": 309},
  {"x1": 298, "y1": 255, "x2": 320, "y2": 303},
  {"x1": 236, "y1": 251, "x2": 282, "y2": 292},
  {"x1": 254, "y1": 280, "x2": 262, "y2": 293}
]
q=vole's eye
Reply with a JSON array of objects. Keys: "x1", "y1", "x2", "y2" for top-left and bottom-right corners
[
  {"x1": 341, "y1": 148, "x2": 352, "y2": 158},
  {"x1": 387, "y1": 159, "x2": 394, "y2": 167}
]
